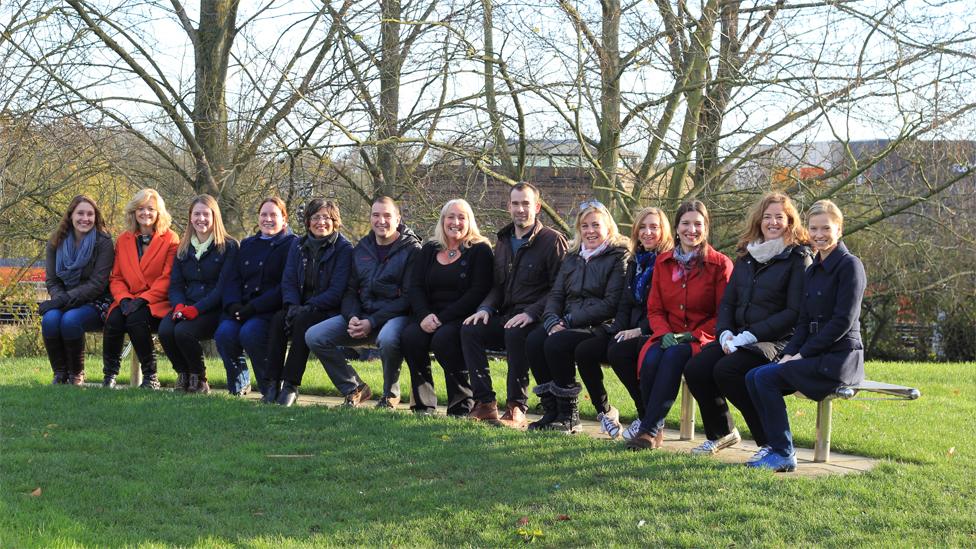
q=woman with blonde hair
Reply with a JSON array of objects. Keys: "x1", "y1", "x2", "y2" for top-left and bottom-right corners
[
  {"x1": 525, "y1": 200, "x2": 630, "y2": 433},
  {"x1": 41, "y1": 195, "x2": 114, "y2": 385},
  {"x1": 401, "y1": 199, "x2": 493, "y2": 416},
  {"x1": 102, "y1": 188, "x2": 179, "y2": 389},
  {"x1": 745, "y1": 200, "x2": 866, "y2": 472},
  {"x1": 573, "y1": 206, "x2": 674, "y2": 440},
  {"x1": 683, "y1": 193, "x2": 811, "y2": 459},
  {"x1": 158, "y1": 195, "x2": 239, "y2": 394}
]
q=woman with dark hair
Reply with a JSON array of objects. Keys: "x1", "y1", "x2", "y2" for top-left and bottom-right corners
[
  {"x1": 102, "y1": 188, "x2": 179, "y2": 389},
  {"x1": 683, "y1": 193, "x2": 811, "y2": 459},
  {"x1": 401, "y1": 199, "x2": 493, "y2": 416},
  {"x1": 41, "y1": 195, "x2": 114, "y2": 385},
  {"x1": 745, "y1": 200, "x2": 866, "y2": 472},
  {"x1": 627, "y1": 200, "x2": 733, "y2": 450},
  {"x1": 572, "y1": 206, "x2": 674, "y2": 440},
  {"x1": 263, "y1": 199, "x2": 353, "y2": 406},
  {"x1": 215, "y1": 197, "x2": 297, "y2": 397},
  {"x1": 525, "y1": 201, "x2": 629, "y2": 434},
  {"x1": 158, "y1": 195, "x2": 239, "y2": 394}
]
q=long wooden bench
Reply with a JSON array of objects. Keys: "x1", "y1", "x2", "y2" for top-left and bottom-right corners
[{"x1": 677, "y1": 379, "x2": 921, "y2": 463}]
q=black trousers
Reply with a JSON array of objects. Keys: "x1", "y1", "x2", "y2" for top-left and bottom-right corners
[
  {"x1": 683, "y1": 341, "x2": 769, "y2": 445},
  {"x1": 573, "y1": 332, "x2": 647, "y2": 416},
  {"x1": 401, "y1": 320, "x2": 473, "y2": 415},
  {"x1": 158, "y1": 310, "x2": 221, "y2": 376},
  {"x1": 265, "y1": 308, "x2": 332, "y2": 386},
  {"x1": 103, "y1": 306, "x2": 160, "y2": 376},
  {"x1": 525, "y1": 324, "x2": 599, "y2": 390},
  {"x1": 459, "y1": 315, "x2": 535, "y2": 409}
]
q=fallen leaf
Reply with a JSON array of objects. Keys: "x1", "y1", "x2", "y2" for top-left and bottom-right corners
[
  {"x1": 517, "y1": 516, "x2": 530, "y2": 527},
  {"x1": 556, "y1": 514, "x2": 571, "y2": 521},
  {"x1": 439, "y1": 435, "x2": 451, "y2": 441},
  {"x1": 795, "y1": 410, "x2": 806, "y2": 417},
  {"x1": 637, "y1": 520, "x2": 646, "y2": 528},
  {"x1": 46, "y1": 424, "x2": 58, "y2": 428},
  {"x1": 30, "y1": 487, "x2": 42, "y2": 497},
  {"x1": 948, "y1": 447, "x2": 956, "y2": 457}
]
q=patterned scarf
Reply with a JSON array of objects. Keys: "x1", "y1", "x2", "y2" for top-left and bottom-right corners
[
  {"x1": 633, "y1": 250, "x2": 657, "y2": 302},
  {"x1": 56, "y1": 230, "x2": 96, "y2": 289},
  {"x1": 671, "y1": 247, "x2": 699, "y2": 282}
]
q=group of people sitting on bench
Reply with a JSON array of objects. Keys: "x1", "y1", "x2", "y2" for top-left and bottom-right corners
[{"x1": 40, "y1": 183, "x2": 866, "y2": 472}]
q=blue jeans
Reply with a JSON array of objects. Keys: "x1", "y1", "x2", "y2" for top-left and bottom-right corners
[
  {"x1": 638, "y1": 342, "x2": 692, "y2": 436},
  {"x1": 215, "y1": 317, "x2": 271, "y2": 395},
  {"x1": 745, "y1": 362, "x2": 796, "y2": 457},
  {"x1": 41, "y1": 305, "x2": 102, "y2": 340},
  {"x1": 306, "y1": 314, "x2": 408, "y2": 398}
]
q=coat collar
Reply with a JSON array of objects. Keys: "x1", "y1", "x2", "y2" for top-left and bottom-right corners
[
  {"x1": 659, "y1": 243, "x2": 726, "y2": 266},
  {"x1": 497, "y1": 220, "x2": 544, "y2": 245},
  {"x1": 813, "y1": 241, "x2": 850, "y2": 273}
]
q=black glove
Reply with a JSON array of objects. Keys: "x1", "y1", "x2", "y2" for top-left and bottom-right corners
[
  {"x1": 226, "y1": 303, "x2": 243, "y2": 317},
  {"x1": 121, "y1": 298, "x2": 147, "y2": 316},
  {"x1": 284, "y1": 304, "x2": 313, "y2": 335},
  {"x1": 38, "y1": 296, "x2": 67, "y2": 315},
  {"x1": 238, "y1": 304, "x2": 256, "y2": 321}
]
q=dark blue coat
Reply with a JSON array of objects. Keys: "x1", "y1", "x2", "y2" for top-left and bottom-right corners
[
  {"x1": 781, "y1": 241, "x2": 866, "y2": 400},
  {"x1": 341, "y1": 224, "x2": 422, "y2": 329},
  {"x1": 281, "y1": 232, "x2": 353, "y2": 315},
  {"x1": 222, "y1": 229, "x2": 297, "y2": 319},
  {"x1": 169, "y1": 238, "x2": 240, "y2": 315}
]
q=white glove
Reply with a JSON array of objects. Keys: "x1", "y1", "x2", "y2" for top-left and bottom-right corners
[
  {"x1": 720, "y1": 330, "x2": 736, "y2": 353},
  {"x1": 731, "y1": 330, "x2": 758, "y2": 348}
]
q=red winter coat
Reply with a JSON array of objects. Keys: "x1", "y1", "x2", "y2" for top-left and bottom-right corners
[
  {"x1": 109, "y1": 229, "x2": 179, "y2": 318},
  {"x1": 637, "y1": 244, "x2": 733, "y2": 368}
]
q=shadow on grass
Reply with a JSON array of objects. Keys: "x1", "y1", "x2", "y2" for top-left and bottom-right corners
[{"x1": 1, "y1": 384, "x2": 741, "y2": 547}]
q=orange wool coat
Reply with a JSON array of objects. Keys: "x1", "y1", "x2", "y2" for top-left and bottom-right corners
[{"x1": 109, "y1": 229, "x2": 179, "y2": 318}]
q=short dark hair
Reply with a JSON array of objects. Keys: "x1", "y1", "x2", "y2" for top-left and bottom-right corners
[
  {"x1": 511, "y1": 182, "x2": 541, "y2": 200},
  {"x1": 304, "y1": 198, "x2": 342, "y2": 231},
  {"x1": 372, "y1": 195, "x2": 400, "y2": 216}
]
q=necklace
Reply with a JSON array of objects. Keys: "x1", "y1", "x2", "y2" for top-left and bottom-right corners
[{"x1": 446, "y1": 248, "x2": 459, "y2": 258}]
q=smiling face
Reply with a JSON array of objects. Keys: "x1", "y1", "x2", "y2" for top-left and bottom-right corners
[
  {"x1": 71, "y1": 201, "x2": 97, "y2": 237},
  {"x1": 259, "y1": 202, "x2": 286, "y2": 236},
  {"x1": 808, "y1": 212, "x2": 841, "y2": 255},
  {"x1": 136, "y1": 199, "x2": 159, "y2": 233},
  {"x1": 636, "y1": 212, "x2": 662, "y2": 251},
  {"x1": 677, "y1": 211, "x2": 706, "y2": 252},
  {"x1": 508, "y1": 188, "x2": 540, "y2": 231},
  {"x1": 442, "y1": 204, "x2": 469, "y2": 243},
  {"x1": 308, "y1": 207, "x2": 335, "y2": 238},
  {"x1": 761, "y1": 202, "x2": 788, "y2": 242},
  {"x1": 580, "y1": 211, "x2": 610, "y2": 250},
  {"x1": 371, "y1": 201, "x2": 400, "y2": 244},
  {"x1": 190, "y1": 202, "x2": 214, "y2": 240}
]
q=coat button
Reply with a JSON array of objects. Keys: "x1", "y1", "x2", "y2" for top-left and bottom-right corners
[
  {"x1": 255, "y1": 287, "x2": 260, "y2": 292},
  {"x1": 679, "y1": 304, "x2": 685, "y2": 310},
  {"x1": 681, "y1": 283, "x2": 686, "y2": 288},
  {"x1": 244, "y1": 260, "x2": 249, "y2": 265},
  {"x1": 460, "y1": 273, "x2": 467, "y2": 279},
  {"x1": 259, "y1": 261, "x2": 264, "y2": 266}
]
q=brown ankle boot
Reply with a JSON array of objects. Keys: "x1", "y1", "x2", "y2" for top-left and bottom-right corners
[
  {"x1": 468, "y1": 401, "x2": 500, "y2": 423},
  {"x1": 498, "y1": 403, "x2": 527, "y2": 429}
]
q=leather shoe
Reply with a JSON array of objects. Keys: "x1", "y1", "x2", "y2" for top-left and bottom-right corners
[
  {"x1": 498, "y1": 403, "x2": 528, "y2": 429},
  {"x1": 468, "y1": 401, "x2": 500, "y2": 423},
  {"x1": 276, "y1": 382, "x2": 298, "y2": 407}
]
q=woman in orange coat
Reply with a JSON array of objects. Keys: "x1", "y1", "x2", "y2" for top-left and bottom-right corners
[{"x1": 101, "y1": 188, "x2": 179, "y2": 389}]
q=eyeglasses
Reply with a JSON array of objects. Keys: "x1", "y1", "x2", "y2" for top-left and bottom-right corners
[
  {"x1": 310, "y1": 215, "x2": 333, "y2": 223},
  {"x1": 579, "y1": 200, "x2": 606, "y2": 211}
]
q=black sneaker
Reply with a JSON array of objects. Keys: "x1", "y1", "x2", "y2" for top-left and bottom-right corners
[{"x1": 140, "y1": 374, "x2": 161, "y2": 390}]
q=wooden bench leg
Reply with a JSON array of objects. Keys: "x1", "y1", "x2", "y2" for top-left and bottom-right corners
[
  {"x1": 814, "y1": 398, "x2": 832, "y2": 463},
  {"x1": 679, "y1": 379, "x2": 695, "y2": 441},
  {"x1": 130, "y1": 338, "x2": 142, "y2": 388}
]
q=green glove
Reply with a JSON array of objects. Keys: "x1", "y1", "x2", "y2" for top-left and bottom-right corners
[
  {"x1": 660, "y1": 332, "x2": 677, "y2": 349},
  {"x1": 674, "y1": 332, "x2": 696, "y2": 344}
]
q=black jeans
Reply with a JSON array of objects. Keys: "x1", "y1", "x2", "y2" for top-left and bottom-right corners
[
  {"x1": 103, "y1": 306, "x2": 160, "y2": 376},
  {"x1": 158, "y1": 310, "x2": 221, "y2": 376},
  {"x1": 525, "y1": 324, "x2": 599, "y2": 390},
  {"x1": 459, "y1": 315, "x2": 535, "y2": 409},
  {"x1": 638, "y1": 341, "x2": 692, "y2": 436},
  {"x1": 265, "y1": 308, "x2": 332, "y2": 386},
  {"x1": 574, "y1": 331, "x2": 647, "y2": 416},
  {"x1": 683, "y1": 341, "x2": 769, "y2": 445},
  {"x1": 401, "y1": 319, "x2": 473, "y2": 415}
]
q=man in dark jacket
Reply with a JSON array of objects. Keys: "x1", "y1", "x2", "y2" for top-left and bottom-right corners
[
  {"x1": 460, "y1": 183, "x2": 568, "y2": 427},
  {"x1": 306, "y1": 197, "x2": 422, "y2": 408}
]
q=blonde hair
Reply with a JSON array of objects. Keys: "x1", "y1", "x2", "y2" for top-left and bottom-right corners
[
  {"x1": 177, "y1": 195, "x2": 230, "y2": 259},
  {"x1": 629, "y1": 206, "x2": 674, "y2": 255},
  {"x1": 432, "y1": 199, "x2": 490, "y2": 249},
  {"x1": 125, "y1": 188, "x2": 172, "y2": 235},
  {"x1": 568, "y1": 203, "x2": 629, "y2": 254},
  {"x1": 806, "y1": 199, "x2": 844, "y2": 231},
  {"x1": 736, "y1": 193, "x2": 810, "y2": 256}
]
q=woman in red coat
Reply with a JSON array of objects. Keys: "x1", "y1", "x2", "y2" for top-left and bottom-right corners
[
  {"x1": 627, "y1": 200, "x2": 733, "y2": 450},
  {"x1": 101, "y1": 188, "x2": 179, "y2": 389}
]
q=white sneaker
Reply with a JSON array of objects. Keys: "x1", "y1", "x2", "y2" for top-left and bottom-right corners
[
  {"x1": 747, "y1": 445, "x2": 772, "y2": 464},
  {"x1": 690, "y1": 428, "x2": 742, "y2": 455},
  {"x1": 621, "y1": 419, "x2": 642, "y2": 441},
  {"x1": 597, "y1": 406, "x2": 622, "y2": 439}
]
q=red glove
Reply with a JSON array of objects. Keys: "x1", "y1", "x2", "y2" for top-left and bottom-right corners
[
  {"x1": 172, "y1": 303, "x2": 186, "y2": 320},
  {"x1": 181, "y1": 306, "x2": 199, "y2": 320}
]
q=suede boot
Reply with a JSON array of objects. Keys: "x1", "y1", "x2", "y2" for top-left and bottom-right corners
[
  {"x1": 63, "y1": 338, "x2": 87, "y2": 386},
  {"x1": 44, "y1": 337, "x2": 69, "y2": 384},
  {"x1": 547, "y1": 384, "x2": 582, "y2": 434},
  {"x1": 527, "y1": 384, "x2": 558, "y2": 431}
]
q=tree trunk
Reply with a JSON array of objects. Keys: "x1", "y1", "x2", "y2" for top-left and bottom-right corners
[
  {"x1": 377, "y1": 0, "x2": 401, "y2": 198},
  {"x1": 597, "y1": 0, "x2": 622, "y2": 212}
]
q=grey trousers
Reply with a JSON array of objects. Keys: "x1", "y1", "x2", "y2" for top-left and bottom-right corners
[{"x1": 305, "y1": 314, "x2": 409, "y2": 398}]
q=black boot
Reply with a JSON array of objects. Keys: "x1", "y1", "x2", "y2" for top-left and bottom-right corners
[
  {"x1": 44, "y1": 337, "x2": 69, "y2": 384},
  {"x1": 261, "y1": 380, "x2": 282, "y2": 404},
  {"x1": 175, "y1": 372, "x2": 191, "y2": 392},
  {"x1": 527, "y1": 384, "x2": 558, "y2": 431},
  {"x1": 102, "y1": 329, "x2": 124, "y2": 387},
  {"x1": 137, "y1": 343, "x2": 160, "y2": 390},
  {"x1": 276, "y1": 381, "x2": 298, "y2": 407},
  {"x1": 547, "y1": 384, "x2": 582, "y2": 434},
  {"x1": 63, "y1": 338, "x2": 86, "y2": 386}
]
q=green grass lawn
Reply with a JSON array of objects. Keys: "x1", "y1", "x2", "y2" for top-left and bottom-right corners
[{"x1": 1, "y1": 356, "x2": 974, "y2": 547}]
